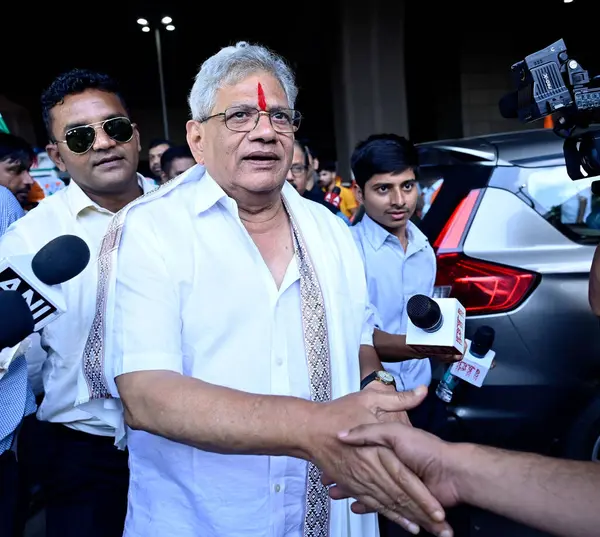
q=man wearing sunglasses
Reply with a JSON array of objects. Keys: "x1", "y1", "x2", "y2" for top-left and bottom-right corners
[{"x1": 0, "y1": 69, "x2": 156, "y2": 537}]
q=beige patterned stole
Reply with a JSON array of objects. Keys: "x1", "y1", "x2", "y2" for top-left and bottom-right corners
[{"x1": 287, "y1": 204, "x2": 332, "y2": 537}]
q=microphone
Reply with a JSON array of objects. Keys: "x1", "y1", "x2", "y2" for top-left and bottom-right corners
[
  {"x1": 0, "y1": 235, "x2": 91, "y2": 332},
  {"x1": 0, "y1": 290, "x2": 35, "y2": 350},
  {"x1": 405, "y1": 295, "x2": 466, "y2": 356},
  {"x1": 436, "y1": 325, "x2": 496, "y2": 402},
  {"x1": 32, "y1": 235, "x2": 90, "y2": 285}
]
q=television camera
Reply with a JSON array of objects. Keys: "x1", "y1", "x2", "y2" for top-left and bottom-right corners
[{"x1": 499, "y1": 38, "x2": 600, "y2": 180}]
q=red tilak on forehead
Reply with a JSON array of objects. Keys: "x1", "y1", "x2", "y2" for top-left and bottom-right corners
[{"x1": 257, "y1": 82, "x2": 267, "y2": 111}]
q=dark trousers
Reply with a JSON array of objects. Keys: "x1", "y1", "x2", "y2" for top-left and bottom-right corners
[
  {"x1": 18, "y1": 417, "x2": 129, "y2": 537},
  {"x1": 379, "y1": 391, "x2": 471, "y2": 537}
]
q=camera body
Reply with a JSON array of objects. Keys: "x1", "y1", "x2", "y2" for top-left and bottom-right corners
[{"x1": 500, "y1": 39, "x2": 600, "y2": 180}]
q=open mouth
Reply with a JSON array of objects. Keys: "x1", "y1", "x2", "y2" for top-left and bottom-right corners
[{"x1": 243, "y1": 152, "x2": 279, "y2": 164}]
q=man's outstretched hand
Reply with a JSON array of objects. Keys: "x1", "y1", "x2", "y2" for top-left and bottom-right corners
[
  {"x1": 330, "y1": 419, "x2": 462, "y2": 511},
  {"x1": 307, "y1": 386, "x2": 454, "y2": 536}
]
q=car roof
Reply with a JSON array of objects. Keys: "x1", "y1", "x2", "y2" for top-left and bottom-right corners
[{"x1": 417, "y1": 126, "x2": 600, "y2": 168}]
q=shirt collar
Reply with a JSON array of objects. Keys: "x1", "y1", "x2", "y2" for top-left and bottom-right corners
[
  {"x1": 193, "y1": 167, "x2": 228, "y2": 216},
  {"x1": 193, "y1": 168, "x2": 302, "y2": 218},
  {"x1": 66, "y1": 173, "x2": 155, "y2": 218},
  {"x1": 361, "y1": 213, "x2": 429, "y2": 254}
]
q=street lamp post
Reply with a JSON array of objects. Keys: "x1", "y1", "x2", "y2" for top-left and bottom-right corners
[{"x1": 137, "y1": 17, "x2": 175, "y2": 140}]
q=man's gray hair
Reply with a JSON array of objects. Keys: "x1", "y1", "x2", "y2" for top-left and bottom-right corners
[{"x1": 188, "y1": 41, "x2": 298, "y2": 121}]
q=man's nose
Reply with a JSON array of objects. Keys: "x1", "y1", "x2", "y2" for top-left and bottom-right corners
[
  {"x1": 92, "y1": 126, "x2": 117, "y2": 150},
  {"x1": 250, "y1": 113, "x2": 277, "y2": 141},
  {"x1": 390, "y1": 188, "x2": 406, "y2": 206},
  {"x1": 22, "y1": 171, "x2": 34, "y2": 186}
]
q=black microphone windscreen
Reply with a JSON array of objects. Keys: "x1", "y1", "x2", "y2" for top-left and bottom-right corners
[
  {"x1": 470, "y1": 325, "x2": 495, "y2": 356},
  {"x1": 0, "y1": 290, "x2": 34, "y2": 350},
  {"x1": 407, "y1": 294, "x2": 442, "y2": 331},
  {"x1": 31, "y1": 235, "x2": 91, "y2": 285},
  {"x1": 499, "y1": 92, "x2": 519, "y2": 119}
]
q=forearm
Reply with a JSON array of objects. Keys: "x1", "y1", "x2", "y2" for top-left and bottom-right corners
[
  {"x1": 449, "y1": 443, "x2": 600, "y2": 537},
  {"x1": 359, "y1": 344, "x2": 384, "y2": 380},
  {"x1": 372, "y1": 329, "x2": 419, "y2": 362},
  {"x1": 119, "y1": 370, "x2": 317, "y2": 460}
]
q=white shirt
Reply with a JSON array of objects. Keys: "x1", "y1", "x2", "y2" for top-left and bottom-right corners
[
  {"x1": 99, "y1": 167, "x2": 378, "y2": 537},
  {"x1": 352, "y1": 214, "x2": 437, "y2": 390},
  {"x1": 0, "y1": 175, "x2": 155, "y2": 436},
  {"x1": 561, "y1": 185, "x2": 592, "y2": 224}
]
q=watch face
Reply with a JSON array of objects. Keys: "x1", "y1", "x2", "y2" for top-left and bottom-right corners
[{"x1": 377, "y1": 371, "x2": 395, "y2": 384}]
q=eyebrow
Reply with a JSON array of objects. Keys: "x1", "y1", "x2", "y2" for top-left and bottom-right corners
[
  {"x1": 4, "y1": 159, "x2": 28, "y2": 172},
  {"x1": 227, "y1": 102, "x2": 289, "y2": 111},
  {"x1": 64, "y1": 113, "x2": 123, "y2": 133},
  {"x1": 372, "y1": 178, "x2": 416, "y2": 188}
]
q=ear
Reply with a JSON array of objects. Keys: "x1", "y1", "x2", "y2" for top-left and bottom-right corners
[
  {"x1": 354, "y1": 183, "x2": 364, "y2": 204},
  {"x1": 46, "y1": 143, "x2": 67, "y2": 173},
  {"x1": 132, "y1": 123, "x2": 142, "y2": 153},
  {"x1": 186, "y1": 120, "x2": 205, "y2": 165}
]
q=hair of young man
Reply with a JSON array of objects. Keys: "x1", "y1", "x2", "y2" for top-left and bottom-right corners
[{"x1": 351, "y1": 133, "x2": 419, "y2": 191}]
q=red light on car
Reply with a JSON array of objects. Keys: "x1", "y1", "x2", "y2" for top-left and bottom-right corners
[
  {"x1": 434, "y1": 189, "x2": 481, "y2": 252},
  {"x1": 435, "y1": 252, "x2": 539, "y2": 315}
]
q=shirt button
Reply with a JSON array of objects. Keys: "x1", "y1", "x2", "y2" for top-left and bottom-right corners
[
  {"x1": 276, "y1": 357, "x2": 283, "y2": 366},
  {"x1": 274, "y1": 484, "x2": 281, "y2": 493}
]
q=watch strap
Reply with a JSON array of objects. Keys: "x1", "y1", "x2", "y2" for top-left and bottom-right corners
[
  {"x1": 360, "y1": 370, "x2": 396, "y2": 390},
  {"x1": 360, "y1": 371, "x2": 379, "y2": 390}
]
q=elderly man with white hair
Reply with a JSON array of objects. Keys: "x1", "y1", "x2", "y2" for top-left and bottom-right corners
[{"x1": 81, "y1": 42, "x2": 453, "y2": 537}]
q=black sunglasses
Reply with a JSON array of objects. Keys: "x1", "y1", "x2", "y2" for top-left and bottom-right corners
[{"x1": 56, "y1": 117, "x2": 134, "y2": 154}]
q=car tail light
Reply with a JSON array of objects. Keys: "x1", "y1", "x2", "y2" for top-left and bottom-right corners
[
  {"x1": 433, "y1": 188, "x2": 539, "y2": 315},
  {"x1": 435, "y1": 253, "x2": 539, "y2": 316},
  {"x1": 433, "y1": 189, "x2": 481, "y2": 252}
]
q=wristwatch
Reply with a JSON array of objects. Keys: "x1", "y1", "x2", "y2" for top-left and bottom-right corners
[{"x1": 360, "y1": 370, "x2": 396, "y2": 391}]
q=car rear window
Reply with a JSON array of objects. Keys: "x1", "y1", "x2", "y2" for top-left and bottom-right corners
[
  {"x1": 415, "y1": 164, "x2": 492, "y2": 244},
  {"x1": 517, "y1": 166, "x2": 600, "y2": 245},
  {"x1": 416, "y1": 158, "x2": 600, "y2": 246}
]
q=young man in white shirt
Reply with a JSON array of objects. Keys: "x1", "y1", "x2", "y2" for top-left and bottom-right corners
[
  {"x1": 81, "y1": 42, "x2": 454, "y2": 537},
  {"x1": 0, "y1": 69, "x2": 155, "y2": 537}
]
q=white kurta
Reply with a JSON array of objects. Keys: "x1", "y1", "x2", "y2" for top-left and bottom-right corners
[{"x1": 80, "y1": 165, "x2": 379, "y2": 537}]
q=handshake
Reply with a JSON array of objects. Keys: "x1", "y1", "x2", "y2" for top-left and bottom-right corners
[{"x1": 308, "y1": 385, "x2": 458, "y2": 537}]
